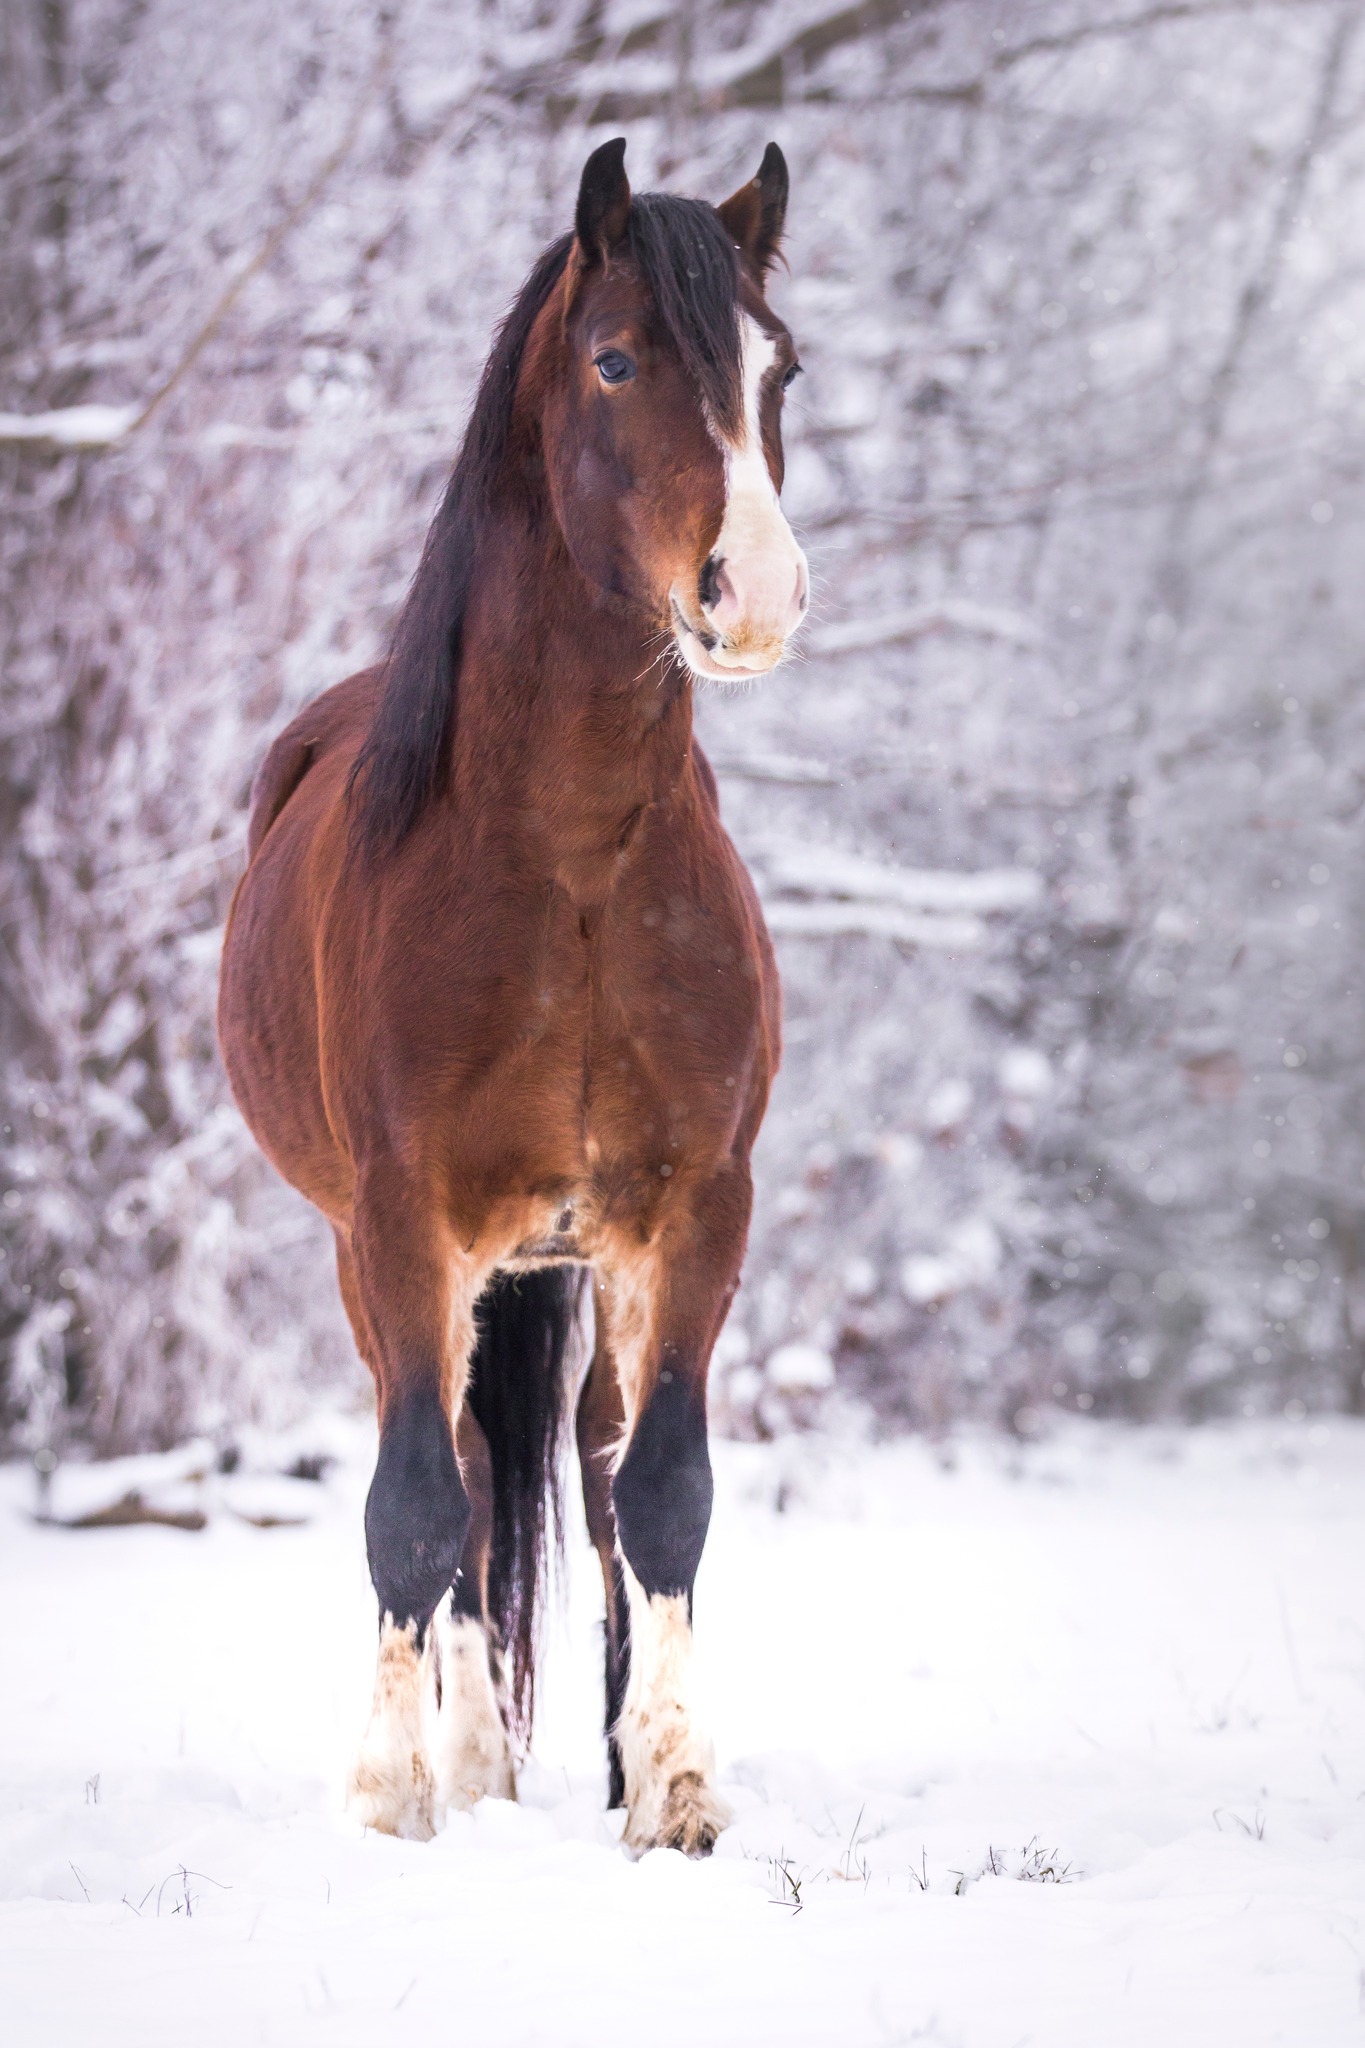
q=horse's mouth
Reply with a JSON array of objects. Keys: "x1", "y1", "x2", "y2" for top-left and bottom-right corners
[{"x1": 669, "y1": 597, "x2": 783, "y2": 681}]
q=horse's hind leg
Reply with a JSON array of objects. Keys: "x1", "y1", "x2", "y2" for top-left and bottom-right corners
[
  {"x1": 576, "y1": 1294, "x2": 630, "y2": 1808},
  {"x1": 335, "y1": 1192, "x2": 482, "y2": 1839},
  {"x1": 427, "y1": 1401, "x2": 516, "y2": 1809}
]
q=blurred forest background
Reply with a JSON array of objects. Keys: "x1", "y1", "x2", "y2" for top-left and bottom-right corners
[{"x1": 4, "y1": 0, "x2": 1365, "y2": 1456}]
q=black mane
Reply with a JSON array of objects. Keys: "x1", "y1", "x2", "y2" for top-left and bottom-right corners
[{"x1": 349, "y1": 193, "x2": 743, "y2": 859}]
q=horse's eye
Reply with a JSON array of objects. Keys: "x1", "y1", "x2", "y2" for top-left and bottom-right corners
[
  {"x1": 595, "y1": 350, "x2": 636, "y2": 386},
  {"x1": 781, "y1": 361, "x2": 803, "y2": 391}
]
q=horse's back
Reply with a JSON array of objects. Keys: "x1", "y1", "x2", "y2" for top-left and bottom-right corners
[
  {"x1": 246, "y1": 668, "x2": 380, "y2": 859},
  {"x1": 221, "y1": 670, "x2": 381, "y2": 1213}
]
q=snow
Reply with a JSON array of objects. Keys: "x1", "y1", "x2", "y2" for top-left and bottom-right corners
[
  {"x1": 925, "y1": 1076, "x2": 974, "y2": 1132},
  {"x1": 998, "y1": 1047, "x2": 1052, "y2": 1100},
  {"x1": 3, "y1": 1416, "x2": 1364, "y2": 2046},
  {"x1": 764, "y1": 1342, "x2": 835, "y2": 1393},
  {"x1": 902, "y1": 1217, "x2": 1003, "y2": 1306}
]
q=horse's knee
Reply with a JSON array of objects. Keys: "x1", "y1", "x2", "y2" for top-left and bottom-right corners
[
  {"x1": 611, "y1": 1363, "x2": 713, "y2": 1600},
  {"x1": 365, "y1": 1379, "x2": 471, "y2": 1634}
]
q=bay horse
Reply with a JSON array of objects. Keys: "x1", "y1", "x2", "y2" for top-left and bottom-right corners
[{"x1": 218, "y1": 137, "x2": 807, "y2": 1854}]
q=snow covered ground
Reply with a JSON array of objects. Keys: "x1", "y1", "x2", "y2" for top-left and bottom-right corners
[{"x1": 3, "y1": 1416, "x2": 1364, "y2": 2047}]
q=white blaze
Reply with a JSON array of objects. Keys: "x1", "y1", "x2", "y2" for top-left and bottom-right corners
[
  {"x1": 703, "y1": 318, "x2": 808, "y2": 663},
  {"x1": 718, "y1": 319, "x2": 783, "y2": 546},
  {"x1": 673, "y1": 314, "x2": 808, "y2": 678}
]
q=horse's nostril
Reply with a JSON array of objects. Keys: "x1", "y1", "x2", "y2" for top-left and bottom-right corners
[{"x1": 699, "y1": 554, "x2": 724, "y2": 613}]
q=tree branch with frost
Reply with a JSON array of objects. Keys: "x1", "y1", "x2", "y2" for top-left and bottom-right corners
[
  {"x1": 529, "y1": 0, "x2": 1332, "y2": 121},
  {"x1": 530, "y1": 0, "x2": 956, "y2": 120},
  {"x1": 993, "y1": 0, "x2": 1337, "y2": 74},
  {"x1": 761, "y1": 900, "x2": 989, "y2": 949},
  {"x1": 0, "y1": 79, "x2": 80, "y2": 170},
  {"x1": 707, "y1": 751, "x2": 842, "y2": 787},
  {"x1": 1157, "y1": 1, "x2": 1361, "y2": 607}
]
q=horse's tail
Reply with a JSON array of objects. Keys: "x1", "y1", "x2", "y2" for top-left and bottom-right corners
[{"x1": 465, "y1": 1267, "x2": 584, "y2": 1747}]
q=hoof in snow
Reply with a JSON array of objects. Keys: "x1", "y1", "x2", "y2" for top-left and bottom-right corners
[
  {"x1": 626, "y1": 1770, "x2": 731, "y2": 1858},
  {"x1": 346, "y1": 1747, "x2": 437, "y2": 1841},
  {"x1": 348, "y1": 1614, "x2": 438, "y2": 1838},
  {"x1": 429, "y1": 1607, "x2": 517, "y2": 1812}
]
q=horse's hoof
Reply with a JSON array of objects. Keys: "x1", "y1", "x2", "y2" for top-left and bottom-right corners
[
  {"x1": 626, "y1": 1770, "x2": 730, "y2": 1857},
  {"x1": 346, "y1": 1748, "x2": 437, "y2": 1841}
]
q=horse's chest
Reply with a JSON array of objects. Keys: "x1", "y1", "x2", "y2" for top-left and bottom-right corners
[
  {"x1": 581, "y1": 899, "x2": 761, "y2": 1148},
  {"x1": 377, "y1": 844, "x2": 766, "y2": 1202}
]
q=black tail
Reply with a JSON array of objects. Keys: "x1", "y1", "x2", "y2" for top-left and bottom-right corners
[{"x1": 465, "y1": 1267, "x2": 584, "y2": 1746}]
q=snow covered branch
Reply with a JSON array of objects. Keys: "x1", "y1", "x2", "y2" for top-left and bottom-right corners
[
  {"x1": 811, "y1": 600, "x2": 1044, "y2": 658},
  {"x1": 762, "y1": 900, "x2": 988, "y2": 949},
  {"x1": 751, "y1": 844, "x2": 1041, "y2": 951},
  {"x1": 0, "y1": 404, "x2": 139, "y2": 451},
  {"x1": 709, "y1": 751, "x2": 842, "y2": 786},
  {"x1": 754, "y1": 843, "x2": 1044, "y2": 916}
]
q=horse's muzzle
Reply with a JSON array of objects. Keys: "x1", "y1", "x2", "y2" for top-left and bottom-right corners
[{"x1": 669, "y1": 591, "x2": 803, "y2": 681}]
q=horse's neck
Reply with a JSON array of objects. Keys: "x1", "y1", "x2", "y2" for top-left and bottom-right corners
[{"x1": 454, "y1": 517, "x2": 696, "y2": 860}]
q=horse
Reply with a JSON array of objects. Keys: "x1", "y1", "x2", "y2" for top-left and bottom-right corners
[{"x1": 218, "y1": 136, "x2": 808, "y2": 1855}]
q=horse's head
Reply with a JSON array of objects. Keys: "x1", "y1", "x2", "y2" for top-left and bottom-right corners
[{"x1": 534, "y1": 138, "x2": 809, "y2": 681}]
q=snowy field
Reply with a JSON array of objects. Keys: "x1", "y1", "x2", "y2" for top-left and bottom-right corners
[{"x1": 3, "y1": 1416, "x2": 1364, "y2": 2047}]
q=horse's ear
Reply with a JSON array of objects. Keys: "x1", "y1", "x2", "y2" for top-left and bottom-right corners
[
  {"x1": 716, "y1": 142, "x2": 789, "y2": 274},
  {"x1": 575, "y1": 136, "x2": 632, "y2": 264}
]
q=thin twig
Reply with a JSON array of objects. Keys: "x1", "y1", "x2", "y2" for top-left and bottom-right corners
[{"x1": 132, "y1": 41, "x2": 394, "y2": 437}]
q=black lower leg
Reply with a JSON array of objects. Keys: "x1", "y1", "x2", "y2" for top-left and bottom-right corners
[
  {"x1": 449, "y1": 1567, "x2": 483, "y2": 1623},
  {"x1": 611, "y1": 1361, "x2": 713, "y2": 1603},
  {"x1": 365, "y1": 1378, "x2": 471, "y2": 1640}
]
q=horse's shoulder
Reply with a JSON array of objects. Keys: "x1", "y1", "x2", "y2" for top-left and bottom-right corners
[{"x1": 246, "y1": 668, "x2": 382, "y2": 860}]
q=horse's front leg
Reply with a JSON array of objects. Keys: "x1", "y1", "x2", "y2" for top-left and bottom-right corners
[
  {"x1": 603, "y1": 1171, "x2": 750, "y2": 1855},
  {"x1": 341, "y1": 1178, "x2": 485, "y2": 1840}
]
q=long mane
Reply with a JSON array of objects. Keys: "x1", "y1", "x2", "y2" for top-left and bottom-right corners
[{"x1": 348, "y1": 195, "x2": 743, "y2": 859}]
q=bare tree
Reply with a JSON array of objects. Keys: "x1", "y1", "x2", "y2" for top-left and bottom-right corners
[{"x1": 5, "y1": 0, "x2": 1365, "y2": 1452}]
